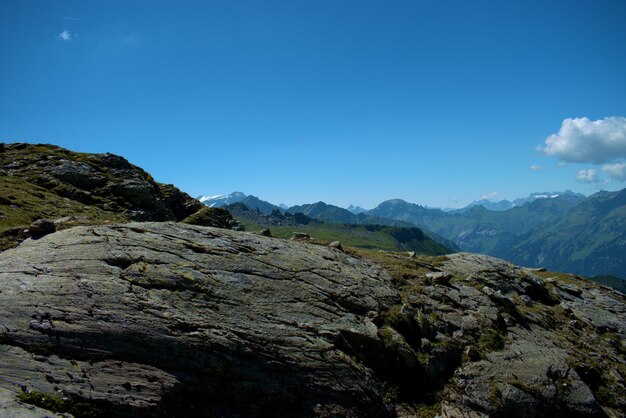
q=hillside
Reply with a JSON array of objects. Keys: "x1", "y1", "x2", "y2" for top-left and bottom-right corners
[
  {"x1": 287, "y1": 201, "x2": 460, "y2": 251},
  {"x1": 368, "y1": 193, "x2": 626, "y2": 279},
  {"x1": 0, "y1": 143, "x2": 238, "y2": 250},
  {"x1": 510, "y1": 189, "x2": 626, "y2": 277},
  {"x1": 231, "y1": 202, "x2": 452, "y2": 256}
]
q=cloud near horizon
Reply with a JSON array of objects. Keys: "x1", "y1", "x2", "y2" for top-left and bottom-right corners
[
  {"x1": 576, "y1": 169, "x2": 601, "y2": 184},
  {"x1": 602, "y1": 162, "x2": 626, "y2": 181},
  {"x1": 481, "y1": 191, "x2": 499, "y2": 200},
  {"x1": 528, "y1": 165, "x2": 543, "y2": 171},
  {"x1": 540, "y1": 117, "x2": 626, "y2": 164}
]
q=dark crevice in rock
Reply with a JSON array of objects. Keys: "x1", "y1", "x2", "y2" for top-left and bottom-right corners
[{"x1": 103, "y1": 257, "x2": 135, "y2": 270}]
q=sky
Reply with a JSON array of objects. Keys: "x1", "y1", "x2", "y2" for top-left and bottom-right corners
[{"x1": 1, "y1": 0, "x2": 626, "y2": 209}]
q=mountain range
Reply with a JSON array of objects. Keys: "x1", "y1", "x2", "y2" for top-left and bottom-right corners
[
  {"x1": 201, "y1": 190, "x2": 626, "y2": 279},
  {"x1": 450, "y1": 191, "x2": 585, "y2": 213}
]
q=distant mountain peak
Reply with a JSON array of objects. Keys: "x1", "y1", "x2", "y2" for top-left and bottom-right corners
[
  {"x1": 199, "y1": 191, "x2": 247, "y2": 206},
  {"x1": 199, "y1": 191, "x2": 282, "y2": 214},
  {"x1": 346, "y1": 204, "x2": 367, "y2": 214}
]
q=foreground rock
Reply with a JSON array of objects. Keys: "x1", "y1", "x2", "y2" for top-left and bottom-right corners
[
  {"x1": 0, "y1": 224, "x2": 624, "y2": 417},
  {"x1": 0, "y1": 222, "x2": 399, "y2": 417}
]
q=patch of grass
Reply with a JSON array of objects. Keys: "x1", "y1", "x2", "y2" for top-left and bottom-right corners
[
  {"x1": 347, "y1": 248, "x2": 444, "y2": 291},
  {"x1": 0, "y1": 175, "x2": 126, "y2": 250},
  {"x1": 595, "y1": 385, "x2": 616, "y2": 406},
  {"x1": 478, "y1": 328, "x2": 505, "y2": 352},
  {"x1": 487, "y1": 385, "x2": 502, "y2": 411},
  {"x1": 17, "y1": 391, "x2": 70, "y2": 413},
  {"x1": 413, "y1": 402, "x2": 441, "y2": 418},
  {"x1": 534, "y1": 270, "x2": 589, "y2": 287},
  {"x1": 233, "y1": 215, "x2": 452, "y2": 256},
  {"x1": 381, "y1": 382, "x2": 400, "y2": 404},
  {"x1": 381, "y1": 305, "x2": 404, "y2": 325},
  {"x1": 17, "y1": 389, "x2": 110, "y2": 417}
]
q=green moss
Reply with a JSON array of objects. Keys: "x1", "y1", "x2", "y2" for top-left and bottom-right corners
[
  {"x1": 379, "y1": 327, "x2": 397, "y2": 347},
  {"x1": 418, "y1": 255, "x2": 450, "y2": 267},
  {"x1": 415, "y1": 308, "x2": 430, "y2": 335},
  {"x1": 413, "y1": 402, "x2": 441, "y2": 418},
  {"x1": 17, "y1": 391, "x2": 69, "y2": 413},
  {"x1": 381, "y1": 382, "x2": 400, "y2": 404},
  {"x1": 381, "y1": 305, "x2": 404, "y2": 326},
  {"x1": 487, "y1": 385, "x2": 502, "y2": 410},
  {"x1": 602, "y1": 332, "x2": 626, "y2": 355},
  {"x1": 478, "y1": 328, "x2": 505, "y2": 352},
  {"x1": 595, "y1": 385, "x2": 615, "y2": 406}
]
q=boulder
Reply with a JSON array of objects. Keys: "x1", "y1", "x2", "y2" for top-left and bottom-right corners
[
  {"x1": 291, "y1": 232, "x2": 311, "y2": 240},
  {"x1": 0, "y1": 222, "x2": 399, "y2": 417},
  {"x1": 329, "y1": 241, "x2": 343, "y2": 251},
  {"x1": 258, "y1": 228, "x2": 272, "y2": 237},
  {"x1": 28, "y1": 219, "x2": 55, "y2": 237}
]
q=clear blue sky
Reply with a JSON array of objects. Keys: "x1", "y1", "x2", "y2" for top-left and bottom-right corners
[{"x1": 2, "y1": 1, "x2": 626, "y2": 208}]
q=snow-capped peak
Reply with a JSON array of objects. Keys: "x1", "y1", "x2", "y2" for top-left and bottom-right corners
[{"x1": 198, "y1": 192, "x2": 248, "y2": 207}]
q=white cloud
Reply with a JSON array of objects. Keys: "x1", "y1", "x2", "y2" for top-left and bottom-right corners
[
  {"x1": 58, "y1": 15, "x2": 81, "y2": 21},
  {"x1": 481, "y1": 191, "x2": 499, "y2": 200},
  {"x1": 540, "y1": 116, "x2": 626, "y2": 164},
  {"x1": 57, "y1": 30, "x2": 72, "y2": 41},
  {"x1": 576, "y1": 169, "x2": 600, "y2": 183},
  {"x1": 602, "y1": 161, "x2": 626, "y2": 181},
  {"x1": 528, "y1": 165, "x2": 544, "y2": 171}
]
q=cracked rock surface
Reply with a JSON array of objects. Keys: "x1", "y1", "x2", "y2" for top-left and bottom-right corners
[
  {"x1": 0, "y1": 224, "x2": 625, "y2": 417},
  {"x1": 0, "y1": 222, "x2": 399, "y2": 417}
]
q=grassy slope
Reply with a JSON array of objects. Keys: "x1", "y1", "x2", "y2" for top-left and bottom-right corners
[
  {"x1": 238, "y1": 218, "x2": 452, "y2": 255},
  {"x1": 510, "y1": 190, "x2": 626, "y2": 277},
  {"x1": 0, "y1": 143, "x2": 204, "y2": 250},
  {"x1": 0, "y1": 174, "x2": 125, "y2": 250}
]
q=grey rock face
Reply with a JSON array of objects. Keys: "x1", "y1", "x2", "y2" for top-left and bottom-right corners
[
  {"x1": 0, "y1": 222, "x2": 399, "y2": 417},
  {"x1": 436, "y1": 253, "x2": 625, "y2": 418},
  {"x1": 0, "y1": 229, "x2": 624, "y2": 417}
]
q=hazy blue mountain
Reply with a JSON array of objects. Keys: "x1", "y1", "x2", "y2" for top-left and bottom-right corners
[
  {"x1": 367, "y1": 195, "x2": 589, "y2": 259},
  {"x1": 368, "y1": 190, "x2": 625, "y2": 278},
  {"x1": 589, "y1": 275, "x2": 626, "y2": 293},
  {"x1": 449, "y1": 191, "x2": 587, "y2": 213},
  {"x1": 239, "y1": 195, "x2": 283, "y2": 214},
  {"x1": 199, "y1": 189, "x2": 624, "y2": 277},
  {"x1": 288, "y1": 201, "x2": 460, "y2": 251},
  {"x1": 458, "y1": 199, "x2": 514, "y2": 212},
  {"x1": 233, "y1": 202, "x2": 452, "y2": 256},
  {"x1": 288, "y1": 202, "x2": 358, "y2": 224},
  {"x1": 288, "y1": 201, "x2": 422, "y2": 229},
  {"x1": 509, "y1": 189, "x2": 626, "y2": 278},
  {"x1": 511, "y1": 190, "x2": 585, "y2": 207},
  {"x1": 346, "y1": 204, "x2": 368, "y2": 214}
]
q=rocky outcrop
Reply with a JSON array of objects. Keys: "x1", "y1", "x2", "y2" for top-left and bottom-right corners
[
  {"x1": 0, "y1": 222, "x2": 399, "y2": 417},
  {"x1": 0, "y1": 143, "x2": 246, "y2": 251},
  {"x1": 181, "y1": 207, "x2": 243, "y2": 230},
  {"x1": 436, "y1": 254, "x2": 625, "y2": 417},
  {"x1": 0, "y1": 224, "x2": 624, "y2": 417},
  {"x1": 0, "y1": 143, "x2": 203, "y2": 223}
]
